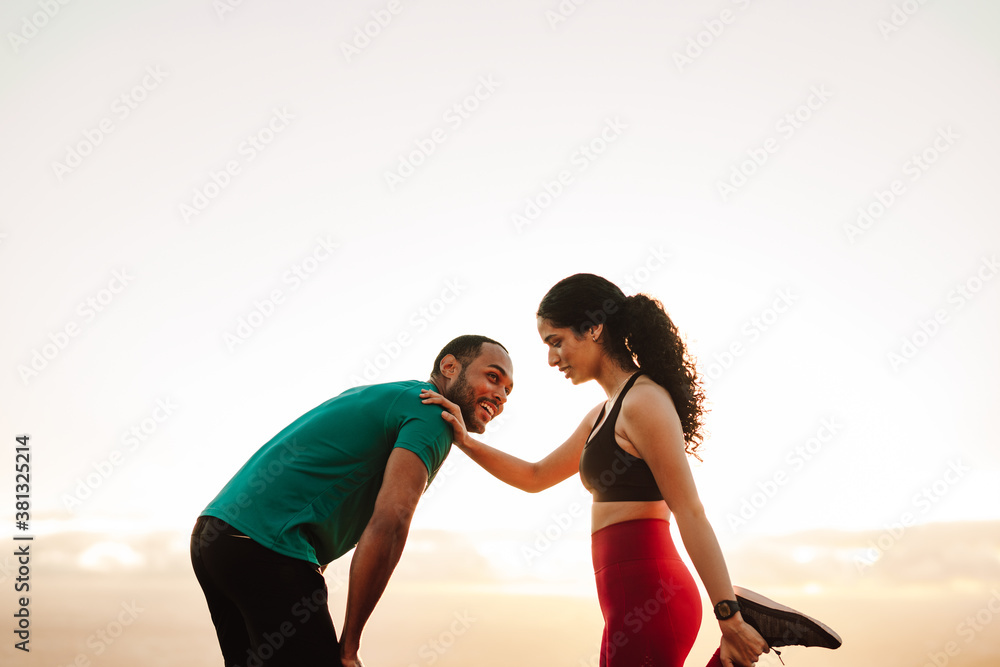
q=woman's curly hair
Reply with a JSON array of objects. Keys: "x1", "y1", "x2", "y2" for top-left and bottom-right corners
[{"x1": 537, "y1": 273, "x2": 707, "y2": 459}]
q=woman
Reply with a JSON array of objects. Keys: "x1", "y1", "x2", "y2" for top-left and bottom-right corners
[{"x1": 421, "y1": 274, "x2": 840, "y2": 667}]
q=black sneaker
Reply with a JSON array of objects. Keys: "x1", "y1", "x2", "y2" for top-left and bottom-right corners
[{"x1": 734, "y1": 586, "x2": 842, "y2": 650}]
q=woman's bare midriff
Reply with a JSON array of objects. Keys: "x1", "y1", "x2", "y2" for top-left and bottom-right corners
[{"x1": 592, "y1": 500, "x2": 671, "y2": 533}]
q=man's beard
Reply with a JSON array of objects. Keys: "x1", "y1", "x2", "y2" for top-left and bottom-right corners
[{"x1": 447, "y1": 370, "x2": 485, "y2": 434}]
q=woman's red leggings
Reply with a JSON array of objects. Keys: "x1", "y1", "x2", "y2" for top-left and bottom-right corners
[{"x1": 592, "y1": 518, "x2": 724, "y2": 667}]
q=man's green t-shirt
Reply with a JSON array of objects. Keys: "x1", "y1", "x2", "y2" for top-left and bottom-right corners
[{"x1": 201, "y1": 380, "x2": 452, "y2": 566}]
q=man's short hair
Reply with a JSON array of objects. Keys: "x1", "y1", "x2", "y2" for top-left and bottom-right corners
[{"x1": 431, "y1": 335, "x2": 508, "y2": 378}]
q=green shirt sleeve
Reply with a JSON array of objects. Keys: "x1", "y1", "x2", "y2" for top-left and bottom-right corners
[{"x1": 386, "y1": 383, "x2": 453, "y2": 483}]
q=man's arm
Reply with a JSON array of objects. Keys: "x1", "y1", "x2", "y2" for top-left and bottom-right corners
[{"x1": 339, "y1": 447, "x2": 428, "y2": 666}]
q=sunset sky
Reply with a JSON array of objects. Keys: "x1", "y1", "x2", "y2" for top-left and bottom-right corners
[{"x1": 1, "y1": 0, "x2": 998, "y2": 564}]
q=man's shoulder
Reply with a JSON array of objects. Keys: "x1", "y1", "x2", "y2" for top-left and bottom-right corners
[
  {"x1": 351, "y1": 378, "x2": 431, "y2": 394},
  {"x1": 327, "y1": 379, "x2": 429, "y2": 403},
  {"x1": 384, "y1": 382, "x2": 451, "y2": 434},
  {"x1": 342, "y1": 380, "x2": 439, "y2": 419}
]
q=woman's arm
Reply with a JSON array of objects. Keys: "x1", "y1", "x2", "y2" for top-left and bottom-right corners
[
  {"x1": 421, "y1": 388, "x2": 601, "y2": 493},
  {"x1": 620, "y1": 382, "x2": 769, "y2": 666}
]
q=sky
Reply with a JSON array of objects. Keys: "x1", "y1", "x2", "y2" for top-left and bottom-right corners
[{"x1": 1, "y1": 0, "x2": 999, "y2": 559}]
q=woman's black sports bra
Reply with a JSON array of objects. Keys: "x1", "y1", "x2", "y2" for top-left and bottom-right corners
[{"x1": 580, "y1": 371, "x2": 664, "y2": 503}]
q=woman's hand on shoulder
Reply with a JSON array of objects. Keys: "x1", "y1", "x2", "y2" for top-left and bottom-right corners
[{"x1": 420, "y1": 389, "x2": 469, "y2": 447}]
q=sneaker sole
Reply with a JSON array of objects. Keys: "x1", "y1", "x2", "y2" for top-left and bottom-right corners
[{"x1": 734, "y1": 586, "x2": 842, "y2": 649}]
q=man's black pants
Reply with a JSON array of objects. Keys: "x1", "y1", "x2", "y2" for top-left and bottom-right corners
[{"x1": 190, "y1": 516, "x2": 340, "y2": 667}]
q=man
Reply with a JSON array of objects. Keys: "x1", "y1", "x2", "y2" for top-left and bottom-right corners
[{"x1": 190, "y1": 334, "x2": 514, "y2": 667}]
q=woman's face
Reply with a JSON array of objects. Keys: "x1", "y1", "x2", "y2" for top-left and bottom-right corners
[{"x1": 537, "y1": 317, "x2": 601, "y2": 384}]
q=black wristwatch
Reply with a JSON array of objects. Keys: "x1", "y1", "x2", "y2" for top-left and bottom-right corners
[{"x1": 713, "y1": 599, "x2": 741, "y2": 620}]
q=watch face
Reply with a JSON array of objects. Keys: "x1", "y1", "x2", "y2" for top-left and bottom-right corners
[{"x1": 717, "y1": 601, "x2": 734, "y2": 618}]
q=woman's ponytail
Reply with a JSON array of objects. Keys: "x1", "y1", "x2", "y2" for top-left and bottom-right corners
[{"x1": 622, "y1": 294, "x2": 705, "y2": 459}]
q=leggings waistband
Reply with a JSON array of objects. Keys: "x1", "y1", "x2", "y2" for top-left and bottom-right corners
[{"x1": 592, "y1": 518, "x2": 679, "y2": 571}]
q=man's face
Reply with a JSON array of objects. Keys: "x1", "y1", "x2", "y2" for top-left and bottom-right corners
[{"x1": 446, "y1": 343, "x2": 514, "y2": 434}]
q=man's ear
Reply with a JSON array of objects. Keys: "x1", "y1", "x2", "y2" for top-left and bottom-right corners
[{"x1": 438, "y1": 354, "x2": 462, "y2": 381}]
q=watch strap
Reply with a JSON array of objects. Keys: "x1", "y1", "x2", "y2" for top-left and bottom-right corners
[{"x1": 714, "y1": 599, "x2": 741, "y2": 620}]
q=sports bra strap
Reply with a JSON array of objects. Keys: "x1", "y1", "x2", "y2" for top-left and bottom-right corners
[{"x1": 587, "y1": 371, "x2": 643, "y2": 441}]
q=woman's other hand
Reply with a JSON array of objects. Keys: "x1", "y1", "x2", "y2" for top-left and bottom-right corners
[{"x1": 719, "y1": 615, "x2": 769, "y2": 666}]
